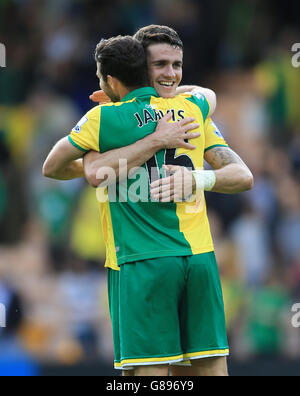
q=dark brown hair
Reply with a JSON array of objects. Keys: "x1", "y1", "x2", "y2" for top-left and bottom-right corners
[
  {"x1": 134, "y1": 25, "x2": 183, "y2": 51},
  {"x1": 95, "y1": 35, "x2": 149, "y2": 88}
]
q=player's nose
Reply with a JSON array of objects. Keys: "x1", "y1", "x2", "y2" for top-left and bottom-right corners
[{"x1": 163, "y1": 65, "x2": 176, "y2": 79}]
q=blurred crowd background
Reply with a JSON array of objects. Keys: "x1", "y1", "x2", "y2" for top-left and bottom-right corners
[{"x1": 0, "y1": 0, "x2": 300, "y2": 376}]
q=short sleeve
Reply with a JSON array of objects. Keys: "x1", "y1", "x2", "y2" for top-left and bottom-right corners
[
  {"x1": 185, "y1": 92, "x2": 210, "y2": 122},
  {"x1": 68, "y1": 106, "x2": 101, "y2": 153},
  {"x1": 204, "y1": 117, "x2": 229, "y2": 153}
]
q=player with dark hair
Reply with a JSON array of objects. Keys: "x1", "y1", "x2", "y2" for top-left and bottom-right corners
[
  {"x1": 43, "y1": 34, "x2": 253, "y2": 376},
  {"x1": 134, "y1": 24, "x2": 184, "y2": 49}
]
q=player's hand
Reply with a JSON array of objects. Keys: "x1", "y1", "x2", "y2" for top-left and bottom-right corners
[
  {"x1": 153, "y1": 113, "x2": 200, "y2": 150},
  {"x1": 150, "y1": 165, "x2": 196, "y2": 202},
  {"x1": 89, "y1": 90, "x2": 111, "y2": 104}
]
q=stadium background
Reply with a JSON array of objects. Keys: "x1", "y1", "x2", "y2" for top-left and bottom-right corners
[{"x1": 0, "y1": 0, "x2": 300, "y2": 376}]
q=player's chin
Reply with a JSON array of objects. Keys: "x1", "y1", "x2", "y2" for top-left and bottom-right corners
[{"x1": 155, "y1": 84, "x2": 177, "y2": 98}]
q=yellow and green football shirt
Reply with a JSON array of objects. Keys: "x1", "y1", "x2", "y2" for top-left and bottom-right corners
[{"x1": 69, "y1": 87, "x2": 228, "y2": 269}]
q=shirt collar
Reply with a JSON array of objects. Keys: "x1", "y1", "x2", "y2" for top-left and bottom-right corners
[{"x1": 121, "y1": 87, "x2": 159, "y2": 102}]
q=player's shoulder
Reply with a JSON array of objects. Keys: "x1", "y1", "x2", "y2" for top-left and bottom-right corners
[
  {"x1": 99, "y1": 98, "x2": 138, "y2": 116},
  {"x1": 177, "y1": 91, "x2": 207, "y2": 103},
  {"x1": 87, "y1": 98, "x2": 137, "y2": 114},
  {"x1": 85, "y1": 105, "x2": 102, "y2": 120},
  {"x1": 177, "y1": 92, "x2": 210, "y2": 119}
]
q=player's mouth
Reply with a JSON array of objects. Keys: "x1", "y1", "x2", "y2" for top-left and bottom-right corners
[{"x1": 158, "y1": 81, "x2": 176, "y2": 88}]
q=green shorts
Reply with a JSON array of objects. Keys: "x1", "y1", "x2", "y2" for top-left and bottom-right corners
[
  {"x1": 115, "y1": 252, "x2": 229, "y2": 369},
  {"x1": 107, "y1": 269, "x2": 192, "y2": 370}
]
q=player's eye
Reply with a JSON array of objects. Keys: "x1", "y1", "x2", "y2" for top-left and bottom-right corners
[
  {"x1": 173, "y1": 62, "x2": 182, "y2": 69},
  {"x1": 154, "y1": 61, "x2": 166, "y2": 67}
]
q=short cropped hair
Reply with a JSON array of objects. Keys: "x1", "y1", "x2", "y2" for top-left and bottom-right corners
[
  {"x1": 95, "y1": 35, "x2": 149, "y2": 88},
  {"x1": 134, "y1": 25, "x2": 183, "y2": 51}
]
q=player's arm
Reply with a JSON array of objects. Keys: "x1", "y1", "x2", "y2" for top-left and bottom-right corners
[
  {"x1": 204, "y1": 146, "x2": 254, "y2": 194},
  {"x1": 176, "y1": 85, "x2": 217, "y2": 116},
  {"x1": 84, "y1": 140, "x2": 159, "y2": 188},
  {"x1": 150, "y1": 148, "x2": 254, "y2": 202},
  {"x1": 150, "y1": 118, "x2": 254, "y2": 201},
  {"x1": 42, "y1": 137, "x2": 85, "y2": 180},
  {"x1": 84, "y1": 113, "x2": 200, "y2": 188}
]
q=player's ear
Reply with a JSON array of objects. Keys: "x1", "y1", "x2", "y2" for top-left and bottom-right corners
[{"x1": 107, "y1": 75, "x2": 116, "y2": 90}]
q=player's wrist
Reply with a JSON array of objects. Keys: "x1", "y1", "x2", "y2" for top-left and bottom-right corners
[
  {"x1": 150, "y1": 131, "x2": 168, "y2": 150},
  {"x1": 192, "y1": 170, "x2": 216, "y2": 192}
]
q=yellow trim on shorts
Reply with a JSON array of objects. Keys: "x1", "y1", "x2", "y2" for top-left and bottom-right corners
[
  {"x1": 114, "y1": 363, "x2": 134, "y2": 370},
  {"x1": 115, "y1": 353, "x2": 185, "y2": 369},
  {"x1": 114, "y1": 349, "x2": 229, "y2": 369},
  {"x1": 183, "y1": 348, "x2": 229, "y2": 360}
]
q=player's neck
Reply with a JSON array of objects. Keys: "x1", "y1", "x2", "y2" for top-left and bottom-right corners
[
  {"x1": 118, "y1": 83, "x2": 146, "y2": 101},
  {"x1": 119, "y1": 86, "x2": 131, "y2": 101}
]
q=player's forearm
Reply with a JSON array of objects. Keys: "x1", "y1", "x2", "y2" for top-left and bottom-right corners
[
  {"x1": 204, "y1": 146, "x2": 254, "y2": 194},
  {"x1": 84, "y1": 113, "x2": 200, "y2": 188},
  {"x1": 43, "y1": 137, "x2": 86, "y2": 181},
  {"x1": 211, "y1": 164, "x2": 254, "y2": 194},
  {"x1": 43, "y1": 159, "x2": 85, "y2": 180},
  {"x1": 84, "y1": 135, "x2": 162, "y2": 188}
]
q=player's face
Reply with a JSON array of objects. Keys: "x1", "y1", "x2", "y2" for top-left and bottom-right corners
[
  {"x1": 146, "y1": 43, "x2": 183, "y2": 98},
  {"x1": 97, "y1": 63, "x2": 120, "y2": 102}
]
